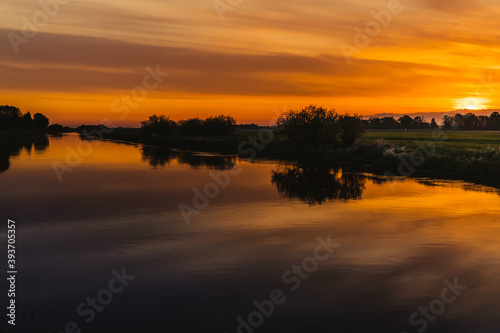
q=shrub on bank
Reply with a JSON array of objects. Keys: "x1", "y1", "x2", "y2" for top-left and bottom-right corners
[
  {"x1": 141, "y1": 115, "x2": 177, "y2": 136},
  {"x1": 276, "y1": 105, "x2": 365, "y2": 147}
]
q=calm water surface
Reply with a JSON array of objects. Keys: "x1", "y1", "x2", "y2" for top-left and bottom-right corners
[{"x1": 1, "y1": 133, "x2": 500, "y2": 332}]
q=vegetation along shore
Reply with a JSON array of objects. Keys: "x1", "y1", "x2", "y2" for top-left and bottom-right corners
[{"x1": 2, "y1": 104, "x2": 500, "y2": 188}]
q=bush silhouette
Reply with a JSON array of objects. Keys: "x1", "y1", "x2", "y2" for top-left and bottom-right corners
[
  {"x1": 277, "y1": 105, "x2": 364, "y2": 147},
  {"x1": 141, "y1": 115, "x2": 177, "y2": 136},
  {"x1": 337, "y1": 114, "x2": 365, "y2": 146},
  {"x1": 203, "y1": 115, "x2": 236, "y2": 135},
  {"x1": 33, "y1": 113, "x2": 49, "y2": 130},
  {"x1": 277, "y1": 105, "x2": 337, "y2": 143},
  {"x1": 141, "y1": 114, "x2": 236, "y2": 136},
  {"x1": 178, "y1": 117, "x2": 203, "y2": 136}
]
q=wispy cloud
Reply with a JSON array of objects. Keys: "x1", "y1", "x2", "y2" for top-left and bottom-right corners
[{"x1": 1, "y1": 0, "x2": 500, "y2": 123}]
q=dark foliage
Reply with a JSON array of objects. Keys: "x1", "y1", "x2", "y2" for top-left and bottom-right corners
[
  {"x1": 337, "y1": 114, "x2": 365, "y2": 146},
  {"x1": 46, "y1": 124, "x2": 74, "y2": 134},
  {"x1": 141, "y1": 115, "x2": 177, "y2": 136},
  {"x1": 141, "y1": 114, "x2": 236, "y2": 136},
  {"x1": 0, "y1": 105, "x2": 49, "y2": 131},
  {"x1": 364, "y1": 112, "x2": 500, "y2": 131},
  {"x1": 276, "y1": 105, "x2": 364, "y2": 147},
  {"x1": 277, "y1": 105, "x2": 337, "y2": 143},
  {"x1": 33, "y1": 113, "x2": 49, "y2": 130}
]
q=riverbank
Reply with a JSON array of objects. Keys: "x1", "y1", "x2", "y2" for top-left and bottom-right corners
[{"x1": 90, "y1": 128, "x2": 500, "y2": 188}]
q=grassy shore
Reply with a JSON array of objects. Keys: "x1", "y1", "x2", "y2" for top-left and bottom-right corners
[
  {"x1": 365, "y1": 130, "x2": 500, "y2": 147},
  {"x1": 94, "y1": 128, "x2": 500, "y2": 188},
  {"x1": 362, "y1": 130, "x2": 500, "y2": 186}
]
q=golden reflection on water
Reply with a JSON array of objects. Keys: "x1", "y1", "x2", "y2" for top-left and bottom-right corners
[{"x1": 2, "y1": 133, "x2": 500, "y2": 331}]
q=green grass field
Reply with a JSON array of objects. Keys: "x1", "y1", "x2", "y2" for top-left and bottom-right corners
[
  {"x1": 365, "y1": 130, "x2": 500, "y2": 159},
  {"x1": 361, "y1": 130, "x2": 500, "y2": 187},
  {"x1": 365, "y1": 130, "x2": 500, "y2": 147},
  {"x1": 365, "y1": 129, "x2": 500, "y2": 157},
  {"x1": 233, "y1": 129, "x2": 500, "y2": 153},
  {"x1": 232, "y1": 129, "x2": 500, "y2": 158}
]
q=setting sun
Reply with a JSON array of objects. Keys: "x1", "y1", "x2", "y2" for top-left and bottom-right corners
[
  {"x1": 454, "y1": 97, "x2": 490, "y2": 111},
  {"x1": 3, "y1": 1, "x2": 500, "y2": 332},
  {"x1": 2, "y1": 0, "x2": 500, "y2": 125}
]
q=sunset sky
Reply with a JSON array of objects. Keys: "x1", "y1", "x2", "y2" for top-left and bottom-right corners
[{"x1": 1, "y1": 0, "x2": 500, "y2": 126}]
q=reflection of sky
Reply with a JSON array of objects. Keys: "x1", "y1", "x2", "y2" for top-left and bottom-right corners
[{"x1": 1, "y1": 134, "x2": 500, "y2": 332}]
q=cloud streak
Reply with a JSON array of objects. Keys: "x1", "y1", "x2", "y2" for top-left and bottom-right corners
[{"x1": 1, "y1": 0, "x2": 500, "y2": 123}]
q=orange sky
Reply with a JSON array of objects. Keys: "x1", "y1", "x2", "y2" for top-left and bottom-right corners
[{"x1": 1, "y1": 0, "x2": 500, "y2": 126}]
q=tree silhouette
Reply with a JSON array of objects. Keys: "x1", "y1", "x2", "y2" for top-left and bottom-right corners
[
  {"x1": 33, "y1": 113, "x2": 49, "y2": 130},
  {"x1": 398, "y1": 115, "x2": 414, "y2": 130},
  {"x1": 141, "y1": 115, "x2": 177, "y2": 136},
  {"x1": 337, "y1": 113, "x2": 365, "y2": 146},
  {"x1": 0, "y1": 106, "x2": 49, "y2": 131},
  {"x1": 277, "y1": 105, "x2": 337, "y2": 143},
  {"x1": 488, "y1": 112, "x2": 500, "y2": 130},
  {"x1": 364, "y1": 112, "x2": 500, "y2": 131},
  {"x1": 276, "y1": 105, "x2": 364, "y2": 146},
  {"x1": 141, "y1": 114, "x2": 236, "y2": 136}
]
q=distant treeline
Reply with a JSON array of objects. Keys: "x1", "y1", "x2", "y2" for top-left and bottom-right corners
[
  {"x1": 46, "y1": 123, "x2": 75, "y2": 134},
  {"x1": 236, "y1": 123, "x2": 269, "y2": 130},
  {"x1": 139, "y1": 106, "x2": 364, "y2": 147},
  {"x1": 0, "y1": 105, "x2": 49, "y2": 131},
  {"x1": 141, "y1": 115, "x2": 236, "y2": 136},
  {"x1": 364, "y1": 112, "x2": 500, "y2": 130}
]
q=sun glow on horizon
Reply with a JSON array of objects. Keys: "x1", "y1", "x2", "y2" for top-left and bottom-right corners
[
  {"x1": 2, "y1": 0, "x2": 500, "y2": 123},
  {"x1": 454, "y1": 97, "x2": 490, "y2": 111}
]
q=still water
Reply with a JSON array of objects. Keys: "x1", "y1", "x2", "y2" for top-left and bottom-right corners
[{"x1": 1, "y1": 133, "x2": 500, "y2": 333}]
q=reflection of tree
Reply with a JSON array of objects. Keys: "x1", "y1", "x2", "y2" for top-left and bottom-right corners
[
  {"x1": 271, "y1": 165, "x2": 367, "y2": 205},
  {"x1": 141, "y1": 146, "x2": 237, "y2": 171},
  {"x1": 141, "y1": 146, "x2": 175, "y2": 167},
  {"x1": 0, "y1": 134, "x2": 49, "y2": 173},
  {"x1": 33, "y1": 135, "x2": 49, "y2": 152}
]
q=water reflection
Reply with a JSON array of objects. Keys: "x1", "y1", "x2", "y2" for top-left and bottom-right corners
[
  {"x1": 141, "y1": 145, "x2": 236, "y2": 170},
  {"x1": 0, "y1": 133, "x2": 49, "y2": 173},
  {"x1": 3, "y1": 135, "x2": 500, "y2": 332},
  {"x1": 271, "y1": 164, "x2": 369, "y2": 204}
]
